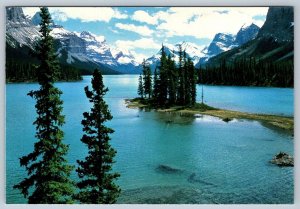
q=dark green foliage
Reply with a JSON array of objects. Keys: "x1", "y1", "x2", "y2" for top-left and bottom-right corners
[
  {"x1": 152, "y1": 67, "x2": 159, "y2": 100},
  {"x1": 142, "y1": 59, "x2": 152, "y2": 99},
  {"x1": 76, "y1": 69, "x2": 120, "y2": 204},
  {"x1": 6, "y1": 32, "x2": 82, "y2": 83},
  {"x1": 156, "y1": 45, "x2": 169, "y2": 105},
  {"x1": 198, "y1": 58, "x2": 293, "y2": 87},
  {"x1": 138, "y1": 44, "x2": 196, "y2": 107},
  {"x1": 186, "y1": 58, "x2": 197, "y2": 105},
  {"x1": 13, "y1": 7, "x2": 74, "y2": 204},
  {"x1": 6, "y1": 60, "x2": 82, "y2": 82},
  {"x1": 177, "y1": 46, "x2": 185, "y2": 105},
  {"x1": 166, "y1": 54, "x2": 177, "y2": 105},
  {"x1": 138, "y1": 74, "x2": 144, "y2": 98}
]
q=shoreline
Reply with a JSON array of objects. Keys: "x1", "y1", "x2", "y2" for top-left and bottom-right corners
[{"x1": 125, "y1": 98, "x2": 294, "y2": 134}]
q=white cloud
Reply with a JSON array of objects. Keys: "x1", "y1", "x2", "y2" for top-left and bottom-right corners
[
  {"x1": 132, "y1": 10, "x2": 158, "y2": 25},
  {"x1": 130, "y1": 51, "x2": 148, "y2": 63},
  {"x1": 115, "y1": 23, "x2": 154, "y2": 36},
  {"x1": 22, "y1": 7, "x2": 40, "y2": 18},
  {"x1": 50, "y1": 9, "x2": 68, "y2": 21},
  {"x1": 115, "y1": 38, "x2": 160, "y2": 50},
  {"x1": 253, "y1": 20, "x2": 265, "y2": 27},
  {"x1": 155, "y1": 7, "x2": 269, "y2": 39},
  {"x1": 22, "y1": 7, "x2": 128, "y2": 22}
]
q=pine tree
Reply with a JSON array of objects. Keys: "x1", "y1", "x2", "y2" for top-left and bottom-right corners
[
  {"x1": 177, "y1": 45, "x2": 185, "y2": 105},
  {"x1": 152, "y1": 67, "x2": 159, "y2": 101},
  {"x1": 76, "y1": 69, "x2": 120, "y2": 204},
  {"x1": 142, "y1": 59, "x2": 152, "y2": 99},
  {"x1": 187, "y1": 58, "x2": 196, "y2": 105},
  {"x1": 157, "y1": 45, "x2": 168, "y2": 105},
  {"x1": 137, "y1": 74, "x2": 144, "y2": 98},
  {"x1": 166, "y1": 54, "x2": 177, "y2": 105},
  {"x1": 13, "y1": 7, "x2": 74, "y2": 203}
]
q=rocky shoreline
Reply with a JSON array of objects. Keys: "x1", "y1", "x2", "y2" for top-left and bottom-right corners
[{"x1": 125, "y1": 98, "x2": 294, "y2": 133}]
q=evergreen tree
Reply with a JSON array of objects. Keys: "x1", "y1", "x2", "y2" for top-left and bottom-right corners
[
  {"x1": 13, "y1": 7, "x2": 74, "y2": 203},
  {"x1": 137, "y1": 74, "x2": 144, "y2": 98},
  {"x1": 183, "y1": 51, "x2": 190, "y2": 105},
  {"x1": 152, "y1": 67, "x2": 160, "y2": 101},
  {"x1": 76, "y1": 69, "x2": 120, "y2": 204},
  {"x1": 187, "y1": 58, "x2": 196, "y2": 105},
  {"x1": 166, "y1": 54, "x2": 177, "y2": 105},
  {"x1": 157, "y1": 45, "x2": 168, "y2": 105},
  {"x1": 198, "y1": 57, "x2": 293, "y2": 87},
  {"x1": 142, "y1": 59, "x2": 152, "y2": 99},
  {"x1": 177, "y1": 45, "x2": 185, "y2": 105}
]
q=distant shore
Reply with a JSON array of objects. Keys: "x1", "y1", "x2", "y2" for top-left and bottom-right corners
[{"x1": 125, "y1": 98, "x2": 294, "y2": 133}]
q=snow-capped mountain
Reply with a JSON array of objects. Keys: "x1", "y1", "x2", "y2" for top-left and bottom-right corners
[
  {"x1": 80, "y1": 31, "x2": 117, "y2": 66},
  {"x1": 145, "y1": 23, "x2": 260, "y2": 70},
  {"x1": 235, "y1": 23, "x2": 260, "y2": 45},
  {"x1": 145, "y1": 42, "x2": 205, "y2": 71},
  {"x1": 111, "y1": 48, "x2": 139, "y2": 67},
  {"x1": 6, "y1": 7, "x2": 140, "y2": 74},
  {"x1": 196, "y1": 23, "x2": 260, "y2": 66},
  {"x1": 6, "y1": 7, "x2": 40, "y2": 49},
  {"x1": 206, "y1": 7, "x2": 293, "y2": 67},
  {"x1": 79, "y1": 31, "x2": 139, "y2": 73},
  {"x1": 6, "y1": 7, "x2": 262, "y2": 75}
]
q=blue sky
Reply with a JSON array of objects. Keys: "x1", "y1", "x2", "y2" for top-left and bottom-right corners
[{"x1": 23, "y1": 7, "x2": 268, "y2": 62}]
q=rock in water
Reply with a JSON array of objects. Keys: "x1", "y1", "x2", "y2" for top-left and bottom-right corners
[
  {"x1": 187, "y1": 173, "x2": 216, "y2": 187},
  {"x1": 270, "y1": 152, "x2": 294, "y2": 167},
  {"x1": 156, "y1": 165, "x2": 183, "y2": 174},
  {"x1": 222, "y1": 117, "x2": 232, "y2": 122}
]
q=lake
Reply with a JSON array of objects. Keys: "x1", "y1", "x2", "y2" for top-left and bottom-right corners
[{"x1": 6, "y1": 75, "x2": 294, "y2": 204}]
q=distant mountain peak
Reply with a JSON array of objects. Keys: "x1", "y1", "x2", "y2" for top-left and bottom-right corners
[
  {"x1": 235, "y1": 23, "x2": 259, "y2": 45},
  {"x1": 206, "y1": 7, "x2": 294, "y2": 66}
]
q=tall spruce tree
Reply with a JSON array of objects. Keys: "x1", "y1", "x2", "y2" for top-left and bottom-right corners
[
  {"x1": 138, "y1": 74, "x2": 144, "y2": 98},
  {"x1": 166, "y1": 54, "x2": 177, "y2": 105},
  {"x1": 76, "y1": 69, "x2": 120, "y2": 204},
  {"x1": 177, "y1": 46, "x2": 185, "y2": 105},
  {"x1": 152, "y1": 67, "x2": 160, "y2": 101},
  {"x1": 157, "y1": 45, "x2": 168, "y2": 105},
  {"x1": 13, "y1": 7, "x2": 74, "y2": 203},
  {"x1": 187, "y1": 58, "x2": 196, "y2": 105},
  {"x1": 142, "y1": 59, "x2": 152, "y2": 99}
]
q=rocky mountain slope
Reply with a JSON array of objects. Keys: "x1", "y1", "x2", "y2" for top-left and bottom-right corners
[
  {"x1": 6, "y1": 7, "x2": 139, "y2": 75},
  {"x1": 206, "y1": 7, "x2": 293, "y2": 66},
  {"x1": 196, "y1": 23, "x2": 260, "y2": 66},
  {"x1": 145, "y1": 23, "x2": 260, "y2": 70},
  {"x1": 6, "y1": 7, "x2": 268, "y2": 76}
]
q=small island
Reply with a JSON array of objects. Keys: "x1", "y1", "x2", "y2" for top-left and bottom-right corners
[{"x1": 125, "y1": 98, "x2": 293, "y2": 133}]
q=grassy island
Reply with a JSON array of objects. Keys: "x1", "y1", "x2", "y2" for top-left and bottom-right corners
[{"x1": 125, "y1": 98, "x2": 293, "y2": 133}]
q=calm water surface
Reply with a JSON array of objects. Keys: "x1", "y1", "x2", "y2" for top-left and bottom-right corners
[{"x1": 6, "y1": 75, "x2": 294, "y2": 204}]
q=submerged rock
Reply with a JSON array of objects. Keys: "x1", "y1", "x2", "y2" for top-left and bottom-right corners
[
  {"x1": 165, "y1": 119, "x2": 173, "y2": 124},
  {"x1": 156, "y1": 164, "x2": 183, "y2": 174},
  {"x1": 188, "y1": 173, "x2": 216, "y2": 187},
  {"x1": 270, "y1": 152, "x2": 294, "y2": 167}
]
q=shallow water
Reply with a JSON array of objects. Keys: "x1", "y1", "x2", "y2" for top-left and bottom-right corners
[{"x1": 6, "y1": 75, "x2": 294, "y2": 204}]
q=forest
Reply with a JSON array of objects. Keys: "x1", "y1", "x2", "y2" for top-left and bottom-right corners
[
  {"x1": 6, "y1": 60, "x2": 82, "y2": 82},
  {"x1": 138, "y1": 45, "x2": 197, "y2": 107},
  {"x1": 198, "y1": 58, "x2": 293, "y2": 87}
]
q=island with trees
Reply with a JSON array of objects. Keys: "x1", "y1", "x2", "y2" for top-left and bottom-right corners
[{"x1": 127, "y1": 45, "x2": 293, "y2": 133}]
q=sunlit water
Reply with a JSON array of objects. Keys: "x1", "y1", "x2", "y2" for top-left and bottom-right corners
[{"x1": 6, "y1": 75, "x2": 294, "y2": 204}]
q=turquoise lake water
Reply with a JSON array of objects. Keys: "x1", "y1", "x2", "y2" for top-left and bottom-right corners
[{"x1": 6, "y1": 75, "x2": 294, "y2": 204}]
